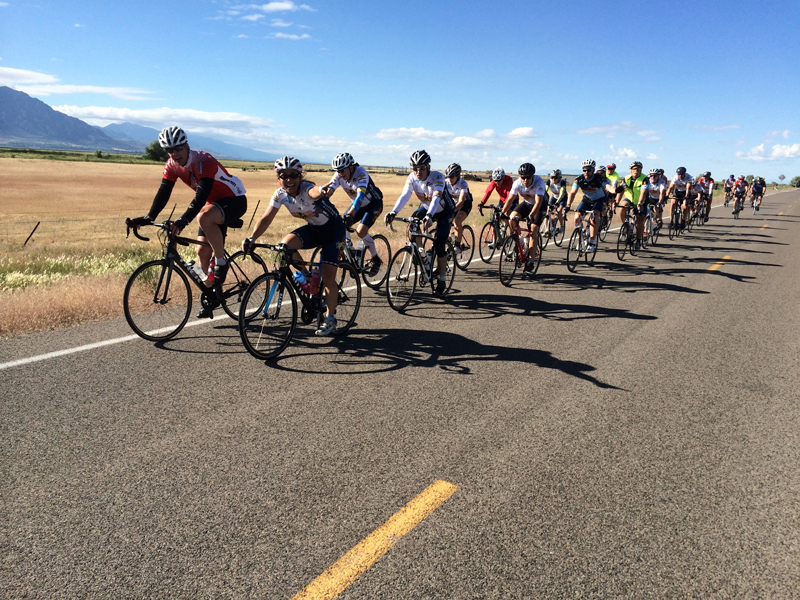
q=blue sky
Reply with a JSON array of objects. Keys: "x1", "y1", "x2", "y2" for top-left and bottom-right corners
[{"x1": 1, "y1": 0, "x2": 798, "y2": 180}]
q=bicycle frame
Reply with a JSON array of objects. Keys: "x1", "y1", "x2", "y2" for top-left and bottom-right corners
[{"x1": 389, "y1": 217, "x2": 439, "y2": 284}]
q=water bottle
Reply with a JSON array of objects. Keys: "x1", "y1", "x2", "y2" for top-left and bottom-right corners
[
  {"x1": 186, "y1": 260, "x2": 207, "y2": 283},
  {"x1": 424, "y1": 248, "x2": 433, "y2": 269},
  {"x1": 309, "y1": 267, "x2": 321, "y2": 295},
  {"x1": 355, "y1": 240, "x2": 365, "y2": 266},
  {"x1": 293, "y1": 270, "x2": 311, "y2": 294},
  {"x1": 206, "y1": 258, "x2": 215, "y2": 284}
]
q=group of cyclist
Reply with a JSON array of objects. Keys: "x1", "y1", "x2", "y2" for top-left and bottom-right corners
[
  {"x1": 129, "y1": 125, "x2": 762, "y2": 336},
  {"x1": 723, "y1": 174, "x2": 768, "y2": 212}
]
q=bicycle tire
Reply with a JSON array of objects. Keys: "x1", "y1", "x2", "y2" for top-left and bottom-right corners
[
  {"x1": 599, "y1": 213, "x2": 611, "y2": 242},
  {"x1": 526, "y1": 233, "x2": 543, "y2": 276},
  {"x1": 651, "y1": 217, "x2": 660, "y2": 245},
  {"x1": 541, "y1": 214, "x2": 554, "y2": 249},
  {"x1": 332, "y1": 261, "x2": 361, "y2": 335},
  {"x1": 430, "y1": 241, "x2": 457, "y2": 296},
  {"x1": 123, "y1": 259, "x2": 191, "y2": 342},
  {"x1": 238, "y1": 272, "x2": 297, "y2": 360},
  {"x1": 585, "y1": 231, "x2": 597, "y2": 264},
  {"x1": 567, "y1": 229, "x2": 582, "y2": 272},
  {"x1": 455, "y1": 225, "x2": 474, "y2": 270},
  {"x1": 498, "y1": 236, "x2": 519, "y2": 286},
  {"x1": 361, "y1": 233, "x2": 392, "y2": 290},
  {"x1": 386, "y1": 246, "x2": 417, "y2": 312},
  {"x1": 221, "y1": 251, "x2": 268, "y2": 320},
  {"x1": 553, "y1": 218, "x2": 565, "y2": 246},
  {"x1": 616, "y1": 226, "x2": 628, "y2": 261},
  {"x1": 479, "y1": 221, "x2": 496, "y2": 263}
]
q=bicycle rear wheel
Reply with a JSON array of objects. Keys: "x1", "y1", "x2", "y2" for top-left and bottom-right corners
[
  {"x1": 566, "y1": 229, "x2": 583, "y2": 272},
  {"x1": 361, "y1": 233, "x2": 391, "y2": 290},
  {"x1": 455, "y1": 225, "x2": 474, "y2": 270},
  {"x1": 479, "y1": 221, "x2": 496, "y2": 263},
  {"x1": 221, "y1": 251, "x2": 268, "y2": 320},
  {"x1": 541, "y1": 214, "x2": 553, "y2": 249},
  {"x1": 525, "y1": 233, "x2": 543, "y2": 276},
  {"x1": 332, "y1": 262, "x2": 361, "y2": 334},
  {"x1": 599, "y1": 213, "x2": 611, "y2": 242},
  {"x1": 386, "y1": 246, "x2": 417, "y2": 311},
  {"x1": 651, "y1": 216, "x2": 660, "y2": 245},
  {"x1": 498, "y1": 236, "x2": 519, "y2": 286},
  {"x1": 238, "y1": 272, "x2": 297, "y2": 360},
  {"x1": 124, "y1": 259, "x2": 191, "y2": 342}
]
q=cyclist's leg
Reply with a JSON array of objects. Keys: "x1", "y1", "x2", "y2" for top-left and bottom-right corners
[
  {"x1": 453, "y1": 209, "x2": 467, "y2": 245},
  {"x1": 353, "y1": 201, "x2": 381, "y2": 257},
  {"x1": 434, "y1": 206, "x2": 454, "y2": 279}
]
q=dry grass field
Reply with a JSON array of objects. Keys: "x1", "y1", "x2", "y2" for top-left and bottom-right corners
[{"x1": 1, "y1": 158, "x2": 488, "y2": 337}]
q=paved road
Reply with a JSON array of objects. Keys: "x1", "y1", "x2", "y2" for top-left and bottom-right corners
[{"x1": 3, "y1": 191, "x2": 799, "y2": 598}]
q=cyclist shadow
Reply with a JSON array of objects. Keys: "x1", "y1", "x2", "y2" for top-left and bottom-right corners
[{"x1": 277, "y1": 327, "x2": 622, "y2": 390}]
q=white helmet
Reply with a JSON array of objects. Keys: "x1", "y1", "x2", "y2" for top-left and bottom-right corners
[
  {"x1": 274, "y1": 155, "x2": 303, "y2": 174},
  {"x1": 492, "y1": 167, "x2": 505, "y2": 181},
  {"x1": 331, "y1": 152, "x2": 354, "y2": 171},
  {"x1": 550, "y1": 169, "x2": 562, "y2": 178},
  {"x1": 445, "y1": 163, "x2": 462, "y2": 178},
  {"x1": 581, "y1": 159, "x2": 596, "y2": 170},
  {"x1": 649, "y1": 168, "x2": 660, "y2": 176},
  {"x1": 158, "y1": 126, "x2": 187, "y2": 149}
]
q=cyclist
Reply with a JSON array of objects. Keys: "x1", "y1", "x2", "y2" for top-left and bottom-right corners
[
  {"x1": 697, "y1": 171, "x2": 715, "y2": 222},
  {"x1": 641, "y1": 168, "x2": 666, "y2": 238},
  {"x1": 566, "y1": 159, "x2": 616, "y2": 252},
  {"x1": 479, "y1": 167, "x2": 514, "y2": 211},
  {"x1": 444, "y1": 163, "x2": 473, "y2": 256},
  {"x1": 596, "y1": 165, "x2": 615, "y2": 227},
  {"x1": 127, "y1": 126, "x2": 247, "y2": 301},
  {"x1": 751, "y1": 177, "x2": 766, "y2": 210},
  {"x1": 667, "y1": 167, "x2": 693, "y2": 229},
  {"x1": 244, "y1": 156, "x2": 345, "y2": 336},
  {"x1": 503, "y1": 163, "x2": 546, "y2": 269},
  {"x1": 732, "y1": 176, "x2": 749, "y2": 213},
  {"x1": 320, "y1": 152, "x2": 384, "y2": 276},
  {"x1": 724, "y1": 174, "x2": 736, "y2": 204},
  {"x1": 617, "y1": 161, "x2": 648, "y2": 250},
  {"x1": 385, "y1": 150, "x2": 455, "y2": 297},
  {"x1": 545, "y1": 168, "x2": 568, "y2": 237}
]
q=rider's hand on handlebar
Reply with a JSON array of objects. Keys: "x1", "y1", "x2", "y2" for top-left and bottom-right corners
[
  {"x1": 170, "y1": 217, "x2": 188, "y2": 235},
  {"x1": 128, "y1": 215, "x2": 152, "y2": 230},
  {"x1": 478, "y1": 204, "x2": 484, "y2": 216},
  {"x1": 422, "y1": 215, "x2": 433, "y2": 230},
  {"x1": 384, "y1": 211, "x2": 396, "y2": 226},
  {"x1": 242, "y1": 236, "x2": 256, "y2": 252}
]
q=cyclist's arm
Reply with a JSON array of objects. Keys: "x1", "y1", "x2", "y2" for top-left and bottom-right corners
[
  {"x1": 566, "y1": 184, "x2": 579, "y2": 208},
  {"x1": 557, "y1": 183, "x2": 568, "y2": 202},
  {"x1": 454, "y1": 189, "x2": 467, "y2": 211},
  {"x1": 346, "y1": 188, "x2": 367, "y2": 215},
  {"x1": 180, "y1": 177, "x2": 215, "y2": 223},
  {"x1": 307, "y1": 185, "x2": 326, "y2": 200},
  {"x1": 426, "y1": 191, "x2": 442, "y2": 217},
  {"x1": 146, "y1": 179, "x2": 176, "y2": 220},
  {"x1": 502, "y1": 194, "x2": 519, "y2": 216},
  {"x1": 390, "y1": 180, "x2": 414, "y2": 214},
  {"x1": 481, "y1": 181, "x2": 496, "y2": 204}
]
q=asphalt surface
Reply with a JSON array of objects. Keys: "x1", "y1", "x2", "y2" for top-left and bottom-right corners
[{"x1": 3, "y1": 190, "x2": 799, "y2": 599}]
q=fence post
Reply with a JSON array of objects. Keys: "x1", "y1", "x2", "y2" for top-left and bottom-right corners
[
  {"x1": 23, "y1": 221, "x2": 40, "y2": 246},
  {"x1": 248, "y1": 199, "x2": 261, "y2": 228}
]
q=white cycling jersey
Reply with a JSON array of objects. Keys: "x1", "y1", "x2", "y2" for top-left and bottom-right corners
[
  {"x1": 445, "y1": 177, "x2": 470, "y2": 202},
  {"x1": 392, "y1": 170, "x2": 448, "y2": 216},
  {"x1": 269, "y1": 181, "x2": 339, "y2": 226},
  {"x1": 509, "y1": 175, "x2": 546, "y2": 204},
  {"x1": 642, "y1": 179, "x2": 665, "y2": 200},
  {"x1": 672, "y1": 173, "x2": 693, "y2": 193},
  {"x1": 322, "y1": 165, "x2": 380, "y2": 207}
]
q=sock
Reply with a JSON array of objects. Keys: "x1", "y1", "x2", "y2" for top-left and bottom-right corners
[
  {"x1": 362, "y1": 234, "x2": 376, "y2": 256},
  {"x1": 215, "y1": 257, "x2": 227, "y2": 266}
]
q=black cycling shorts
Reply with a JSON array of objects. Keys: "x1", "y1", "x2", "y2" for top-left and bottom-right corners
[{"x1": 197, "y1": 195, "x2": 247, "y2": 238}]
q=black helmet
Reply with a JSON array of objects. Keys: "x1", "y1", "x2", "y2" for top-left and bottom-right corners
[
  {"x1": 409, "y1": 150, "x2": 431, "y2": 168},
  {"x1": 445, "y1": 163, "x2": 462, "y2": 178},
  {"x1": 676, "y1": 166, "x2": 686, "y2": 175},
  {"x1": 518, "y1": 163, "x2": 535, "y2": 177},
  {"x1": 704, "y1": 171, "x2": 711, "y2": 178}
]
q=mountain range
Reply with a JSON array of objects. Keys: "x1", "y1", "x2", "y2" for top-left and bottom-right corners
[{"x1": 0, "y1": 86, "x2": 284, "y2": 161}]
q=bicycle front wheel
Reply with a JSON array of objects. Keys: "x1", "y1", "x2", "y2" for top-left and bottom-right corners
[
  {"x1": 123, "y1": 259, "x2": 191, "y2": 342},
  {"x1": 498, "y1": 236, "x2": 519, "y2": 286},
  {"x1": 362, "y1": 233, "x2": 391, "y2": 290},
  {"x1": 436, "y1": 241, "x2": 457, "y2": 295},
  {"x1": 386, "y1": 246, "x2": 417, "y2": 311},
  {"x1": 333, "y1": 262, "x2": 361, "y2": 335},
  {"x1": 479, "y1": 221, "x2": 496, "y2": 263},
  {"x1": 238, "y1": 272, "x2": 297, "y2": 360},
  {"x1": 455, "y1": 225, "x2": 474, "y2": 270},
  {"x1": 616, "y1": 226, "x2": 628, "y2": 261},
  {"x1": 566, "y1": 229, "x2": 583, "y2": 272},
  {"x1": 221, "y1": 251, "x2": 268, "y2": 320}
]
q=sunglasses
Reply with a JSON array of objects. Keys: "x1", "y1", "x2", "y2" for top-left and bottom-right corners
[
  {"x1": 166, "y1": 144, "x2": 186, "y2": 154},
  {"x1": 412, "y1": 165, "x2": 429, "y2": 172},
  {"x1": 582, "y1": 168, "x2": 594, "y2": 172},
  {"x1": 279, "y1": 172, "x2": 301, "y2": 181}
]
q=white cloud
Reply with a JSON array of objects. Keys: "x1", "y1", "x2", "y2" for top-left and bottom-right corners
[
  {"x1": 236, "y1": 34, "x2": 248, "y2": 38},
  {"x1": 474, "y1": 129, "x2": 494, "y2": 138},
  {"x1": 0, "y1": 66, "x2": 59, "y2": 85},
  {"x1": 644, "y1": 136, "x2": 661, "y2": 142},
  {"x1": 646, "y1": 153, "x2": 658, "y2": 160},
  {"x1": 578, "y1": 121, "x2": 635, "y2": 135},
  {"x1": 637, "y1": 130, "x2": 656, "y2": 136},
  {"x1": 695, "y1": 124, "x2": 740, "y2": 131},
  {"x1": 736, "y1": 143, "x2": 800, "y2": 161},
  {"x1": 770, "y1": 143, "x2": 800, "y2": 158},
  {"x1": 17, "y1": 84, "x2": 154, "y2": 100},
  {"x1": 610, "y1": 144, "x2": 637, "y2": 159},
  {"x1": 446, "y1": 136, "x2": 492, "y2": 149},
  {"x1": 0, "y1": 3, "x2": 9, "y2": 6},
  {"x1": 248, "y1": 2, "x2": 316, "y2": 12},
  {"x1": 375, "y1": 127, "x2": 454, "y2": 141},
  {"x1": 766, "y1": 129, "x2": 790, "y2": 139},
  {"x1": 273, "y1": 32, "x2": 310, "y2": 40},
  {"x1": 243, "y1": 14, "x2": 265, "y2": 21},
  {"x1": 271, "y1": 18, "x2": 293, "y2": 26},
  {"x1": 507, "y1": 127, "x2": 536, "y2": 138},
  {"x1": 74, "y1": 24, "x2": 84, "y2": 28},
  {"x1": 563, "y1": 154, "x2": 578, "y2": 160}
]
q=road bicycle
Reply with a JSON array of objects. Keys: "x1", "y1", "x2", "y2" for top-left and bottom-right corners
[
  {"x1": 732, "y1": 192, "x2": 745, "y2": 219},
  {"x1": 123, "y1": 219, "x2": 266, "y2": 342},
  {"x1": 616, "y1": 207, "x2": 637, "y2": 260},
  {"x1": 752, "y1": 194, "x2": 762, "y2": 215},
  {"x1": 695, "y1": 196, "x2": 708, "y2": 226},
  {"x1": 642, "y1": 201, "x2": 661, "y2": 248},
  {"x1": 237, "y1": 242, "x2": 361, "y2": 360},
  {"x1": 498, "y1": 216, "x2": 543, "y2": 285},
  {"x1": 598, "y1": 202, "x2": 614, "y2": 242},
  {"x1": 668, "y1": 196, "x2": 686, "y2": 240},
  {"x1": 310, "y1": 227, "x2": 391, "y2": 290},
  {"x1": 566, "y1": 209, "x2": 598, "y2": 272},
  {"x1": 478, "y1": 204, "x2": 509, "y2": 263},
  {"x1": 450, "y1": 224, "x2": 475, "y2": 270},
  {"x1": 385, "y1": 216, "x2": 456, "y2": 311},
  {"x1": 541, "y1": 201, "x2": 566, "y2": 248},
  {"x1": 724, "y1": 189, "x2": 732, "y2": 207}
]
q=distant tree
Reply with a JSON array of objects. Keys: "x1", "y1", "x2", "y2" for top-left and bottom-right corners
[
  {"x1": 144, "y1": 140, "x2": 169, "y2": 162},
  {"x1": 95, "y1": 149, "x2": 103, "y2": 158},
  {"x1": 745, "y1": 174, "x2": 754, "y2": 184},
  {"x1": 791, "y1": 176, "x2": 800, "y2": 187}
]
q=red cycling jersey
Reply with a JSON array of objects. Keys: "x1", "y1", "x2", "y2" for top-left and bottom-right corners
[
  {"x1": 481, "y1": 175, "x2": 514, "y2": 205},
  {"x1": 163, "y1": 150, "x2": 246, "y2": 203}
]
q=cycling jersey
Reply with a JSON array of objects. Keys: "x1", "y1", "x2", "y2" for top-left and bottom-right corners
[
  {"x1": 269, "y1": 181, "x2": 340, "y2": 226},
  {"x1": 572, "y1": 173, "x2": 608, "y2": 201},
  {"x1": 752, "y1": 183, "x2": 765, "y2": 194},
  {"x1": 697, "y1": 177, "x2": 715, "y2": 197},
  {"x1": 392, "y1": 170, "x2": 454, "y2": 216},
  {"x1": 547, "y1": 178, "x2": 568, "y2": 203},
  {"x1": 724, "y1": 178, "x2": 735, "y2": 190},
  {"x1": 733, "y1": 181, "x2": 749, "y2": 194},
  {"x1": 481, "y1": 175, "x2": 514, "y2": 204},
  {"x1": 621, "y1": 174, "x2": 647, "y2": 205},
  {"x1": 162, "y1": 150, "x2": 246, "y2": 202},
  {"x1": 323, "y1": 165, "x2": 382, "y2": 208},
  {"x1": 671, "y1": 173, "x2": 693, "y2": 193},
  {"x1": 642, "y1": 178, "x2": 666, "y2": 201},
  {"x1": 446, "y1": 177, "x2": 472, "y2": 203},
  {"x1": 510, "y1": 175, "x2": 546, "y2": 204}
]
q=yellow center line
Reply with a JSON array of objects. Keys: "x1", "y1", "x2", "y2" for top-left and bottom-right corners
[
  {"x1": 708, "y1": 255, "x2": 732, "y2": 271},
  {"x1": 779, "y1": 211, "x2": 784, "y2": 215},
  {"x1": 760, "y1": 224, "x2": 769, "y2": 230},
  {"x1": 291, "y1": 480, "x2": 459, "y2": 600}
]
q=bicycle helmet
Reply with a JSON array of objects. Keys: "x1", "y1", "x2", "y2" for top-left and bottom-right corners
[
  {"x1": 331, "y1": 152, "x2": 355, "y2": 171},
  {"x1": 648, "y1": 168, "x2": 660, "y2": 176},
  {"x1": 729, "y1": 174, "x2": 735, "y2": 178},
  {"x1": 608, "y1": 162, "x2": 616, "y2": 170},
  {"x1": 445, "y1": 163, "x2": 462, "y2": 178},
  {"x1": 409, "y1": 149, "x2": 431, "y2": 167},
  {"x1": 518, "y1": 163, "x2": 536, "y2": 177},
  {"x1": 597, "y1": 165, "x2": 607, "y2": 173},
  {"x1": 550, "y1": 169, "x2": 562, "y2": 178},
  {"x1": 677, "y1": 166, "x2": 687, "y2": 175},
  {"x1": 630, "y1": 161, "x2": 643, "y2": 169},
  {"x1": 581, "y1": 159, "x2": 596, "y2": 170},
  {"x1": 491, "y1": 167, "x2": 505, "y2": 181},
  {"x1": 158, "y1": 125, "x2": 188, "y2": 149},
  {"x1": 704, "y1": 171, "x2": 711, "y2": 178},
  {"x1": 737, "y1": 175, "x2": 744, "y2": 180},
  {"x1": 274, "y1": 155, "x2": 303, "y2": 173},
  {"x1": 658, "y1": 168, "x2": 664, "y2": 175}
]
